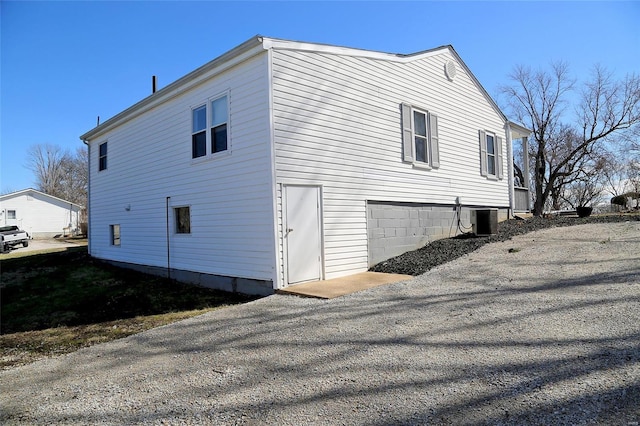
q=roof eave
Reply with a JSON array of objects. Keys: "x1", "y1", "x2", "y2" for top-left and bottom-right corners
[{"x1": 80, "y1": 35, "x2": 266, "y2": 142}]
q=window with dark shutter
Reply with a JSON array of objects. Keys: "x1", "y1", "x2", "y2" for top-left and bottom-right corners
[
  {"x1": 401, "y1": 103, "x2": 440, "y2": 169},
  {"x1": 479, "y1": 130, "x2": 503, "y2": 179}
]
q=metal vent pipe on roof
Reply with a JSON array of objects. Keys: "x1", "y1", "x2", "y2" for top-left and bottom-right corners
[{"x1": 152, "y1": 75, "x2": 157, "y2": 94}]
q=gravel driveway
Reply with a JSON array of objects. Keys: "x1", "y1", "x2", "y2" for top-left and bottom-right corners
[{"x1": 2, "y1": 222, "x2": 639, "y2": 425}]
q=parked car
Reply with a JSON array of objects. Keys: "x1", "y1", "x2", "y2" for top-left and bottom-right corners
[{"x1": 0, "y1": 225, "x2": 30, "y2": 253}]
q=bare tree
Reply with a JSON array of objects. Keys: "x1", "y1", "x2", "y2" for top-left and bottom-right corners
[
  {"x1": 26, "y1": 143, "x2": 87, "y2": 207},
  {"x1": 599, "y1": 151, "x2": 628, "y2": 198},
  {"x1": 560, "y1": 155, "x2": 607, "y2": 209},
  {"x1": 26, "y1": 144, "x2": 67, "y2": 196},
  {"x1": 501, "y1": 63, "x2": 640, "y2": 216}
]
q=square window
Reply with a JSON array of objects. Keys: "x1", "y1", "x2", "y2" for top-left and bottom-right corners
[
  {"x1": 110, "y1": 224, "x2": 121, "y2": 246},
  {"x1": 7, "y1": 210, "x2": 16, "y2": 220},
  {"x1": 99, "y1": 142, "x2": 108, "y2": 171},
  {"x1": 174, "y1": 206, "x2": 191, "y2": 234},
  {"x1": 190, "y1": 96, "x2": 229, "y2": 159}
]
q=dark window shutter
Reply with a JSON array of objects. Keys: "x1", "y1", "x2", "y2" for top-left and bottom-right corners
[
  {"x1": 401, "y1": 103, "x2": 414, "y2": 163},
  {"x1": 479, "y1": 130, "x2": 488, "y2": 177},
  {"x1": 429, "y1": 113, "x2": 439, "y2": 168}
]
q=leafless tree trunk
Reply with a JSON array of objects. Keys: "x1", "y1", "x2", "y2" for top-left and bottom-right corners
[{"x1": 501, "y1": 63, "x2": 640, "y2": 216}]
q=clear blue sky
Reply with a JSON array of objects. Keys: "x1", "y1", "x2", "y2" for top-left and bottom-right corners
[{"x1": 1, "y1": 1, "x2": 638, "y2": 193}]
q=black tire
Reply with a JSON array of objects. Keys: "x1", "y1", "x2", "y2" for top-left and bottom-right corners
[{"x1": 22, "y1": 241, "x2": 29, "y2": 248}]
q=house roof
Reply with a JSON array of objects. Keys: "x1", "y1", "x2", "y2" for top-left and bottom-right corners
[
  {"x1": 0, "y1": 188, "x2": 85, "y2": 209},
  {"x1": 80, "y1": 36, "x2": 516, "y2": 142}
]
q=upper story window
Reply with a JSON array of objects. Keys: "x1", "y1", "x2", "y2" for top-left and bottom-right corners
[
  {"x1": 99, "y1": 142, "x2": 108, "y2": 171},
  {"x1": 191, "y1": 94, "x2": 229, "y2": 159},
  {"x1": 192, "y1": 105, "x2": 207, "y2": 158},
  {"x1": 211, "y1": 96, "x2": 228, "y2": 153},
  {"x1": 401, "y1": 103, "x2": 440, "y2": 169},
  {"x1": 479, "y1": 130, "x2": 503, "y2": 179}
]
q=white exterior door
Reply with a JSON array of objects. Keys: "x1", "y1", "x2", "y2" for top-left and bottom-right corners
[{"x1": 284, "y1": 185, "x2": 322, "y2": 284}]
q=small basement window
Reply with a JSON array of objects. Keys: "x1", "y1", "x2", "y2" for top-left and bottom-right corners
[
  {"x1": 174, "y1": 206, "x2": 191, "y2": 234},
  {"x1": 110, "y1": 224, "x2": 121, "y2": 246}
]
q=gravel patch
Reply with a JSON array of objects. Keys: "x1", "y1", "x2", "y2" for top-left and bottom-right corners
[
  {"x1": 371, "y1": 214, "x2": 640, "y2": 276},
  {"x1": 1, "y1": 220, "x2": 639, "y2": 425}
]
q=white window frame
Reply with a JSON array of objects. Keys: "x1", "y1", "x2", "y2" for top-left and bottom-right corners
[
  {"x1": 110, "y1": 224, "x2": 121, "y2": 246},
  {"x1": 7, "y1": 210, "x2": 16, "y2": 220},
  {"x1": 191, "y1": 105, "x2": 207, "y2": 159},
  {"x1": 191, "y1": 92, "x2": 230, "y2": 161},
  {"x1": 401, "y1": 103, "x2": 440, "y2": 169},
  {"x1": 479, "y1": 130, "x2": 504, "y2": 180}
]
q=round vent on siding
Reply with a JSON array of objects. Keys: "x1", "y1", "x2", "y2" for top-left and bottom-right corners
[{"x1": 444, "y1": 60, "x2": 456, "y2": 81}]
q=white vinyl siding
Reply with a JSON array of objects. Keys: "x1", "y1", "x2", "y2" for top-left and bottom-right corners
[
  {"x1": 271, "y1": 48, "x2": 508, "y2": 282},
  {"x1": 0, "y1": 190, "x2": 82, "y2": 238},
  {"x1": 86, "y1": 53, "x2": 276, "y2": 281}
]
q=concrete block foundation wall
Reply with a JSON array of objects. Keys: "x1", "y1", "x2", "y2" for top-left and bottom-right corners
[
  {"x1": 366, "y1": 201, "x2": 507, "y2": 266},
  {"x1": 102, "y1": 259, "x2": 275, "y2": 296}
]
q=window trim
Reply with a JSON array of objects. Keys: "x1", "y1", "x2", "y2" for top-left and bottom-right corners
[
  {"x1": 401, "y1": 103, "x2": 440, "y2": 169},
  {"x1": 190, "y1": 92, "x2": 230, "y2": 161},
  {"x1": 173, "y1": 206, "x2": 191, "y2": 235},
  {"x1": 479, "y1": 130, "x2": 504, "y2": 179},
  {"x1": 110, "y1": 224, "x2": 121, "y2": 246},
  {"x1": 98, "y1": 141, "x2": 108, "y2": 171},
  {"x1": 211, "y1": 95, "x2": 228, "y2": 154},
  {"x1": 191, "y1": 104, "x2": 207, "y2": 159}
]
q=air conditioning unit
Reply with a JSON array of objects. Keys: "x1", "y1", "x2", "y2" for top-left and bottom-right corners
[{"x1": 471, "y1": 209, "x2": 498, "y2": 236}]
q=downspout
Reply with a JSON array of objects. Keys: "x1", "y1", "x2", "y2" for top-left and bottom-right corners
[
  {"x1": 82, "y1": 139, "x2": 91, "y2": 254},
  {"x1": 505, "y1": 123, "x2": 515, "y2": 219},
  {"x1": 166, "y1": 196, "x2": 171, "y2": 280}
]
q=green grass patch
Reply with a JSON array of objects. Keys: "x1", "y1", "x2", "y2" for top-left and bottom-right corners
[{"x1": 0, "y1": 247, "x2": 259, "y2": 369}]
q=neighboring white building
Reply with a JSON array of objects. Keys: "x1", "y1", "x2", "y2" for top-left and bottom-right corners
[
  {"x1": 0, "y1": 189, "x2": 84, "y2": 238},
  {"x1": 80, "y1": 36, "x2": 530, "y2": 295}
]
